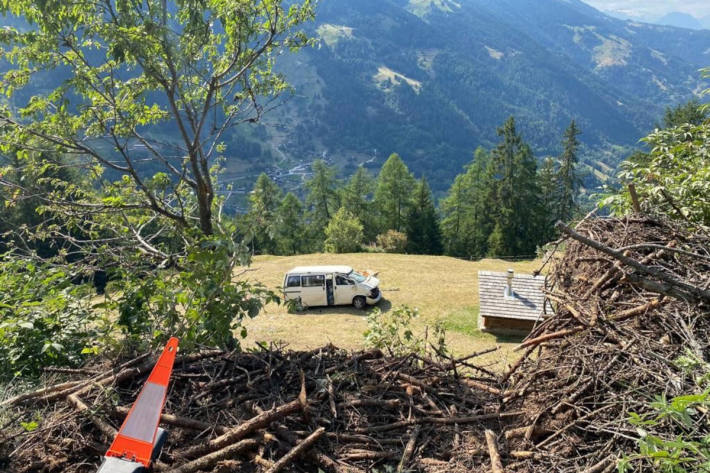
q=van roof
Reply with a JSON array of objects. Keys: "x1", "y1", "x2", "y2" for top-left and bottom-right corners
[{"x1": 287, "y1": 265, "x2": 353, "y2": 275}]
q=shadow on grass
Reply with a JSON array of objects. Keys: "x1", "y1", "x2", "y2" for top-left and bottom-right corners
[
  {"x1": 493, "y1": 333, "x2": 526, "y2": 344},
  {"x1": 442, "y1": 306, "x2": 525, "y2": 344},
  {"x1": 294, "y1": 299, "x2": 392, "y2": 317}
]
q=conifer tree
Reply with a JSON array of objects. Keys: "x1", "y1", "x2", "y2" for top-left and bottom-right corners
[
  {"x1": 341, "y1": 166, "x2": 375, "y2": 240},
  {"x1": 662, "y1": 99, "x2": 708, "y2": 128},
  {"x1": 275, "y1": 193, "x2": 305, "y2": 255},
  {"x1": 440, "y1": 173, "x2": 469, "y2": 256},
  {"x1": 539, "y1": 157, "x2": 558, "y2": 242},
  {"x1": 556, "y1": 120, "x2": 581, "y2": 223},
  {"x1": 440, "y1": 148, "x2": 491, "y2": 257},
  {"x1": 247, "y1": 173, "x2": 282, "y2": 254},
  {"x1": 485, "y1": 117, "x2": 542, "y2": 257},
  {"x1": 374, "y1": 153, "x2": 416, "y2": 233},
  {"x1": 305, "y1": 160, "x2": 340, "y2": 240},
  {"x1": 406, "y1": 178, "x2": 443, "y2": 255}
]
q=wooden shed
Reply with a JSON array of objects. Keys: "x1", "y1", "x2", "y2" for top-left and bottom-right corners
[{"x1": 478, "y1": 269, "x2": 549, "y2": 334}]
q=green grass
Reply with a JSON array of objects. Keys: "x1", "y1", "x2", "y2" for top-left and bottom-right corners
[
  {"x1": 239, "y1": 252, "x2": 540, "y2": 370},
  {"x1": 442, "y1": 306, "x2": 480, "y2": 337}
]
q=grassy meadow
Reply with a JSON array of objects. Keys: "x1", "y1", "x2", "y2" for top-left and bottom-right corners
[{"x1": 239, "y1": 253, "x2": 541, "y2": 371}]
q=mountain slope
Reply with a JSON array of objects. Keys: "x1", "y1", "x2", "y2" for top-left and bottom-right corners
[
  {"x1": 1, "y1": 1, "x2": 708, "y2": 196},
  {"x1": 251, "y1": 0, "x2": 710, "y2": 192}
]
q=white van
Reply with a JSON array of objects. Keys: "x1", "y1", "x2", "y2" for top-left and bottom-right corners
[{"x1": 283, "y1": 265, "x2": 382, "y2": 310}]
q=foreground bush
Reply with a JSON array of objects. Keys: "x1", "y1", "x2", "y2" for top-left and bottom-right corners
[{"x1": 0, "y1": 255, "x2": 103, "y2": 379}]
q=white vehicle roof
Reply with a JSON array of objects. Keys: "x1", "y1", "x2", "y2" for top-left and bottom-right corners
[{"x1": 287, "y1": 265, "x2": 353, "y2": 275}]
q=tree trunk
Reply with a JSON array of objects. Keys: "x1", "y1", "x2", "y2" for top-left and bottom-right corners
[{"x1": 197, "y1": 182, "x2": 213, "y2": 235}]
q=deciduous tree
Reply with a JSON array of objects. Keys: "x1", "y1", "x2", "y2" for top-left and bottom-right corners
[
  {"x1": 0, "y1": 0, "x2": 314, "y2": 242},
  {"x1": 324, "y1": 207, "x2": 363, "y2": 253}
]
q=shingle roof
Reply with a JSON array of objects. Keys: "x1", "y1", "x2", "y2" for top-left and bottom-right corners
[{"x1": 478, "y1": 271, "x2": 550, "y2": 321}]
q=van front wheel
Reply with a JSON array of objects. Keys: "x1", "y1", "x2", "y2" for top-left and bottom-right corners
[{"x1": 353, "y1": 296, "x2": 367, "y2": 310}]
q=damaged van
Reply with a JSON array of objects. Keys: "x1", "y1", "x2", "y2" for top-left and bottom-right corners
[{"x1": 282, "y1": 265, "x2": 382, "y2": 310}]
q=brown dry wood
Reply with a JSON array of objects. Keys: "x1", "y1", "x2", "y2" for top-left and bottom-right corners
[
  {"x1": 0, "y1": 380, "x2": 82, "y2": 408},
  {"x1": 265, "y1": 427, "x2": 325, "y2": 473},
  {"x1": 178, "y1": 379, "x2": 307, "y2": 460},
  {"x1": 396, "y1": 425, "x2": 420, "y2": 472},
  {"x1": 342, "y1": 398, "x2": 401, "y2": 409},
  {"x1": 67, "y1": 393, "x2": 117, "y2": 440},
  {"x1": 43, "y1": 367, "x2": 102, "y2": 375},
  {"x1": 164, "y1": 438, "x2": 259, "y2": 473},
  {"x1": 113, "y1": 406, "x2": 229, "y2": 434},
  {"x1": 461, "y1": 378, "x2": 502, "y2": 396},
  {"x1": 622, "y1": 273, "x2": 697, "y2": 301},
  {"x1": 515, "y1": 327, "x2": 583, "y2": 351},
  {"x1": 556, "y1": 221, "x2": 710, "y2": 303},
  {"x1": 609, "y1": 298, "x2": 663, "y2": 322},
  {"x1": 354, "y1": 411, "x2": 522, "y2": 433},
  {"x1": 581, "y1": 456, "x2": 614, "y2": 473},
  {"x1": 485, "y1": 429, "x2": 505, "y2": 473},
  {"x1": 311, "y1": 450, "x2": 365, "y2": 473},
  {"x1": 501, "y1": 345, "x2": 536, "y2": 383},
  {"x1": 509, "y1": 450, "x2": 542, "y2": 460},
  {"x1": 39, "y1": 357, "x2": 156, "y2": 403},
  {"x1": 340, "y1": 450, "x2": 398, "y2": 461},
  {"x1": 546, "y1": 293, "x2": 590, "y2": 326}
]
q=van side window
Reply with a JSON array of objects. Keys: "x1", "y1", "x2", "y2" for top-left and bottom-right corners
[
  {"x1": 302, "y1": 275, "x2": 325, "y2": 287},
  {"x1": 286, "y1": 275, "x2": 301, "y2": 288},
  {"x1": 336, "y1": 275, "x2": 354, "y2": 285}
]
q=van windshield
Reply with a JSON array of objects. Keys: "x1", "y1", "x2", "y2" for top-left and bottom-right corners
[{"x1": 348, "y1": 270, "x2": 367, "y2": 283}]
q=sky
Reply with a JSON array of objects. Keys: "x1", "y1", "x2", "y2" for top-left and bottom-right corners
[{"x1": 584, "y1": 0, "x2": 710, "y2": 20}]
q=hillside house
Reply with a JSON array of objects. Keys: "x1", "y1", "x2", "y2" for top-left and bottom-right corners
[{"x1": 478, "y1": 269, "x2": 550, "y2": 333}]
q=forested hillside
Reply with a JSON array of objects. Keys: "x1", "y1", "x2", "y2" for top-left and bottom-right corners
[
  {"x1": 1, "y1": 0, "x2": 708, "y2": 197},
  {"x1": 253, "y1": 0, "x2": 710, "y2": 192}
]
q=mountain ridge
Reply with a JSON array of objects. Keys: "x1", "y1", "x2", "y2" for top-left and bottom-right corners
[{"x1": 246, "y1": 0, "x2": 709, "y2": 192}]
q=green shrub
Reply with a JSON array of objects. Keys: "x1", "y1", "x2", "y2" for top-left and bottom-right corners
[
  {"x1": 111, "y1": 233, "x2": 279, "y2": 352},
  {"x1": 375, "y1": 230, "x2": 408, "y2": 253},
  {"x1": 363, "y1": 305, "x2": 447, "y2": 358},
  {"x1": 0, "y1": 255, "x2": 104, "y2": 379},
  {"x1": 600, "y1": 121, "x2": 710, "y2": 226},
  {"x1": 324, "y1": 208, "x2": 364, "y2": 253},
  {"x1": 619, "y1": 351, "x2": 710, "y2": 473}
]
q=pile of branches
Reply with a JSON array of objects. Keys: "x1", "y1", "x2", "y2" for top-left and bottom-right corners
[
  {"x1": 499, "y1": 216, "x2": 710, "y2": 473},
  {"x1": 0, "y1": 344, "x2": 515, "y2": 473}
]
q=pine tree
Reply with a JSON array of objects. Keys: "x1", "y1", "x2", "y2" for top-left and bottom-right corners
[
  {"x1": 539, "y1": 157, "x2": 558, "y2": 242},
  {"x1": 556, "y1": 120, "x2": 581, "y2": 223},
  {"x1": 487, "y1": 222, "x2": 506, "y2": 258},
  {"x1": 304, "y1": 160, "x2": 340, "y2": 241},
  {"x1": 440, "y1": 148, "x2": 491, "y2": 257},
  {"x1": 485, "y1": 117, "x2": 543, "y2": 257},
  {"x1": 440, "y1": 173, "x2": 469, "y2": 256},
  {"x1": 275, "y1": 193, "x2": 305, "y2": 255},
  {"x1": 247, "y1": 173, "x2": 282, "y2": 254},
  {"x1": 341, "y1": 166, "x2": 375, "y2": 240},
  {"x1": 406, "y1": 178, "x2": 443, "y2": 255},
  {"x1": 662, "y1": 99, "x2": 708, "y2": 128},
  {"x1": 374, "y1": 153, "x2": 416, "y2": 233}
]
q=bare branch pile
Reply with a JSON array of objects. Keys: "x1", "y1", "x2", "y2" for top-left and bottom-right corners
[
  {"x1": 1, "y1": 345, "x2": 513, "y2": 473},
  {"x1": 500, "y1": 216, "x2": 710, "y2": 472}
]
